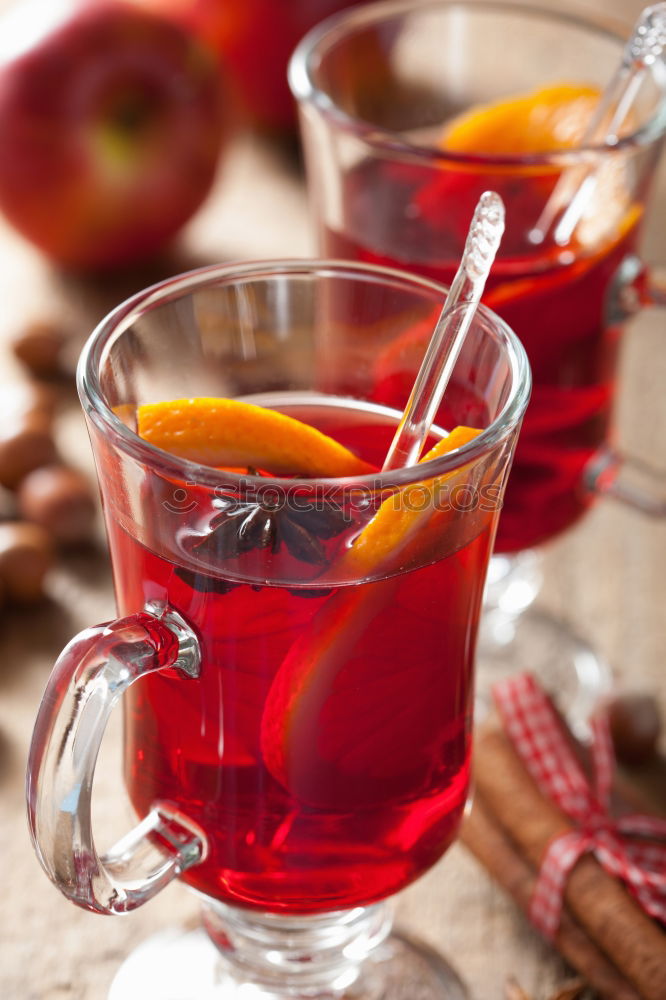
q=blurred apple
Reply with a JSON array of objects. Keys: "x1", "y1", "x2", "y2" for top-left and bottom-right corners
[
  {"x1": 0, "y1": 0, "x2": 228, "y2": 269},
  {"x1": 134, "y1": 0, "x2": 364, "y2": 133}
]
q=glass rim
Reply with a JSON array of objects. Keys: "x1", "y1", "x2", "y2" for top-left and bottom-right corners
[
  {"x1": 77, "y1": 258, "x2": 531, "y2": 494},
  {"x1": 289, "y1": 0, "x2": 666, "y2": 166}
]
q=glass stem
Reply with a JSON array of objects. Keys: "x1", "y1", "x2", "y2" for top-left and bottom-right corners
[{"x1": 201, "y1": 900, "x2": 393, "y2": 998}]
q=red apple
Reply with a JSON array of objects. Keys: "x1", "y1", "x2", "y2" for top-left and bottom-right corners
[
  {"x1": 134, "y1": 0, "x2": 365, "y2": 133},
  {"x1": 0, "y1": 0, "x2": 228, "y2": 269}
]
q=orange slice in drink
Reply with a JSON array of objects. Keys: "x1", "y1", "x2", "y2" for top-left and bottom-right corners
[
  {"x1": 440, "y1": 82, "x2": 601, "y2": 155},
  {"x1": 136, "y1": 397, "x2": 375, "y2": 477},
  {"x1": 260, "y1": 425, "x2": 482, "y2": 805},
  {"x1": 339, "y1": 425, "x2": 481, "y2": 576}
]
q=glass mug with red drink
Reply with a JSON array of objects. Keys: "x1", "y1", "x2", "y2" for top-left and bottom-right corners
[
  {"x1": 26, "y1": 261, "x2": 529, "y2": 999},
  {"x1": 290, "y1": 0, "x2": 666, "y2": 711}
]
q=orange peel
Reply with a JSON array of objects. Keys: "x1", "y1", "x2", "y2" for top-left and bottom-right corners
[
  {"x1": 439, "y1": 82, "x2": 601, "y2": 155},
  {"x1": 136, "y1": 397, "x2": 375, "y2": 477},
  {"x1": 340, "y1": 425, "x2": 482, "y2": 576}
]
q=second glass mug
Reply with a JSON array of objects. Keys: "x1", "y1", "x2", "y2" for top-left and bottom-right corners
[
  {"x1": 290, "y1": 0, "x2": 666, "y2": 710},
  {"x1": 27, "y1": 261, "x2": 529, "y2": 1000}
]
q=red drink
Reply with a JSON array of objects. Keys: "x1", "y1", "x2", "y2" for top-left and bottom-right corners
[
  {"x1": 322, "y1": 159, "x2": 641, "y2": 552},
  {"x1": 110, "y1": 400, "x2": 493, "y2": 913}
]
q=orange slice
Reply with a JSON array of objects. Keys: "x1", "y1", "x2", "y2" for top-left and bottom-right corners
[
  {"x1": 136, "y1": 397, "x2": 375, "y2": 477},
  {"x1": 260, "y1": 424, "x2": 482, "y2": 804},
  {"x1": 340, "y1": 425, "x2": 481, "y2": 576},
  {"x1": 440, "y1": 83, "x2": 601, "y2": 155}
]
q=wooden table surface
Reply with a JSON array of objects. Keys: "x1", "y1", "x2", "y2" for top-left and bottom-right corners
[{"x1": 1, "y1": 3, "x2": 665, "y2": 996}]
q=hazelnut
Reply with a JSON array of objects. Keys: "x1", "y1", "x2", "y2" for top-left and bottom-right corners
[
  {"x1": 0, "y1": 521, "x2": 54, "y2": 603},
  {"x1": 18, "y1": 465, "x2": 96, "y2": 544},
  {"x1": 0, "y1": 381, "x2": 56, "y2": 424},
  {"x1": 0, "y1": 485, "x2": 16, "y2": 521},
  {"x1": 11, "y1": 320, "x2": 67, "y2": 377},
  {"x1": 0, "y1": 414, "x2": 58, "y2": 489},
  {"x1": 608, "y1": 693, "x2": 661, "y2": 766}
]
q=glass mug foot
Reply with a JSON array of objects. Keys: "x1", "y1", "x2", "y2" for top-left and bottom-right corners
[
  {"x1": 483, "y1": 550, "x2": 543, "y2": 618},
  {"x1": 475, "y1": 606, "x2": 613, "y2": 736},
  {"x1": 108, "y1": 902, "x2": 468, "y2": 1000}
]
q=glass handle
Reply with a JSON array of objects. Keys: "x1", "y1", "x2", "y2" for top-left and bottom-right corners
[
  {"x1": 586, "y1": 259, "x2": 666, "y2": 513},
  {"x1": 26, "y1": 600, "x2": 205, "y2": 915},
  {"x1": 642, "y1": 261, "x2": 666, "y2": 309},
  {"x1": 584, "y1": 447, "x2": 666, "y2": 516},
  {"x1": 608, "y1": 255, "x2": 666, "y2": 318}
]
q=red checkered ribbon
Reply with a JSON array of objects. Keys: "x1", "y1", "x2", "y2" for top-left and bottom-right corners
[{"x1": 492, "y1": 673, "x2": 666, "y2": 939}]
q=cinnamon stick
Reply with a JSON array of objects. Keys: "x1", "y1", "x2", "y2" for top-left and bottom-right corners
[
  {"x1": 473, "y1": 726, "x2": 666, "y2": 1000},
  {"x1": 462, "y1": 793, "x2": 641, "y2": 1000}
]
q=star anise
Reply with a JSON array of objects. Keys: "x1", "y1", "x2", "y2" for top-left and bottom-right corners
[
  {"x1": 192, "y1": 494, "x2": 351, "y2": 567},
  {"x1": 173, "y1": 567, "x2": 242, "y2": 596}
]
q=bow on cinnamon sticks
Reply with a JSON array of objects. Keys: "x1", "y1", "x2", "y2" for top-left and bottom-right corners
[{"x1": 462, "y1": 674, "x2": 666, "y2": 1000}]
